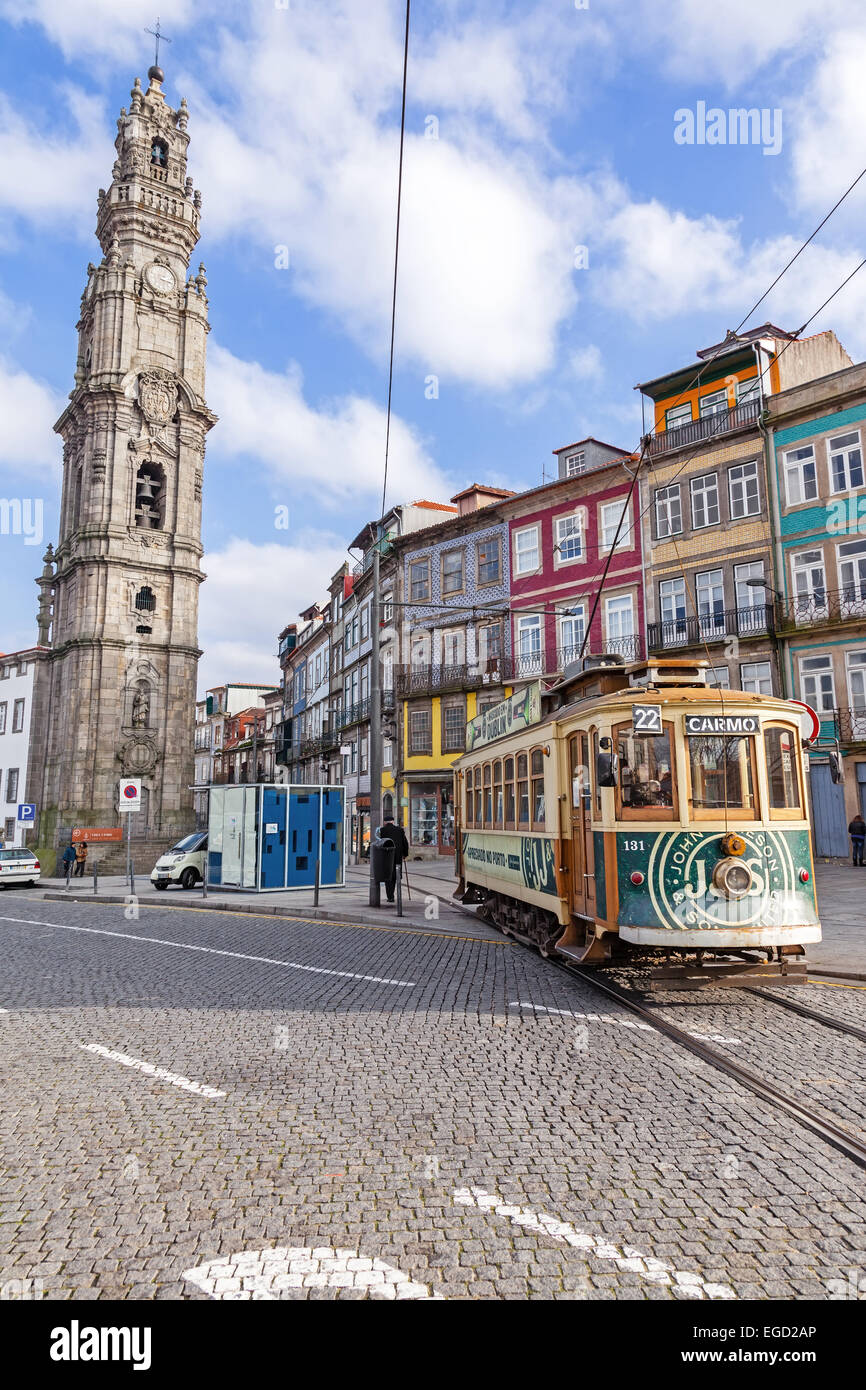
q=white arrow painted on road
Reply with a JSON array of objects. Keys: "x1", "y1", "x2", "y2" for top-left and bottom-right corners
[
  {"x1": 182, "y1": 1247, "x2": 442, "y2": 1300},
  {"x1": 453, "y1": 1187, "x2": 735, "y2": 1299}
]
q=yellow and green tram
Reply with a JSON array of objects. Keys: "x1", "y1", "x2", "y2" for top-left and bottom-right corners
[{"x1": 453, "y1": 657, "x2": 820, "y2": 986}]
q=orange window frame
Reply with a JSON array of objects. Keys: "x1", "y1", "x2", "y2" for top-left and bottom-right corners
[
  {"x1": 613, "y1": 719, "x2": 679, "y2": 822},
  {"x1": 686, "y1": 732, "x2": 759, "y2": 821}
]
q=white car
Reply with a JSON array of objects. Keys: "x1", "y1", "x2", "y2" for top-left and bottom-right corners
[
  {"x1": 0, "y1": 847, "x2": 41, "y2": 887},
  {"x1": 151, "y1": 832, "x2": 207, "y2": 890}
]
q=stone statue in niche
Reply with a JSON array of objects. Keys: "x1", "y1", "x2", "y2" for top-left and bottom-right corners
[{"x1": 131, "y1": 683, "x2": 150, "y2": 728}]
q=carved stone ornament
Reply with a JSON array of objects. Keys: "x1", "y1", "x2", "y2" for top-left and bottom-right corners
[
  {"x1": 138, "y1": 370, "x2": 177, "y2": 425},
  {"x1": 118, "y1": 736, "x2": 160, "y2": 776}
]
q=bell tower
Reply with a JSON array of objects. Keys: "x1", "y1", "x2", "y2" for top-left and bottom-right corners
[{"x1": 27, "y1": 59, "x2": 216, "y2": 864}]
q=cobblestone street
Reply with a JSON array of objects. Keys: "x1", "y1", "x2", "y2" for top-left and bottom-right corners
[{"x1": 1, "y1": 892, "x2": 864, "y2": 1301}]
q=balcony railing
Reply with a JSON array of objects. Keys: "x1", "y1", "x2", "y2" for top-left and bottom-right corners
[
  {"x1": 395, "y1": 662, "x2": 501, "y2": 696},
  {"x1": 647, "y1": 398, "x2": 761, "y2": 457},
  {"x1": 648, "y1": 604, "x2": 772, "y2": 652},
  {"x1": 775, "y1": 588, "x2": 866, "y2": 632},
  {"x1": 396, "y1": 641, "x2": 645, "y2": 693},
  {"x1": 834, "y1": 706, "x2": 866, "y2": 744}
]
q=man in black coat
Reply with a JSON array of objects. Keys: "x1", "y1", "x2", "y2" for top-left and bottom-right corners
[{"x1": 378, "y1": 814, "x2": 409, "y2": 903}]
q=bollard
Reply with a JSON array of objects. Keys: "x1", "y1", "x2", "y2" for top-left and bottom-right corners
[
  {"x1": 202, "y1": 864, "x2": 208, "y2": 898},
  {"x1": 396, "y1": 865, "x2": 403, "y2": 919},
  {"x1": 92, "y1": 862, "x2": 98, "y2": 895},
  {"x1": 129, "y1": 860, "x2": 135, "y2": 899},
  {"x1": 314, "y1": 856, "x2": 321, "y2": 908}
]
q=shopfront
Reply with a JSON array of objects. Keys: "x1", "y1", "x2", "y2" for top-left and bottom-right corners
[{"x1": 407, "y1": 779, "x2": 455, "y2": 857}]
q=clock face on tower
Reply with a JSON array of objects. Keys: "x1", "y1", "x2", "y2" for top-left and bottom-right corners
[{"x1": 144, "y1": 262, "x2": 176, "y2": 295}]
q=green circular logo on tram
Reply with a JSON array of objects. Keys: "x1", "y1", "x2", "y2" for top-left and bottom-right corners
[{"x1": 646, "y1": 829, "x2": 799, "y2": 930}]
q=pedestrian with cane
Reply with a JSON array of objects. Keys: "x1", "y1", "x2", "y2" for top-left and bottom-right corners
[{"x1": 378, "y1": 813, "x2": 409, "y2": 904}]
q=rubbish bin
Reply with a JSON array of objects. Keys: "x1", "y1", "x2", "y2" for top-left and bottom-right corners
[{"x1": 370, "y1": 836, "x2": 395, "y2": 885}]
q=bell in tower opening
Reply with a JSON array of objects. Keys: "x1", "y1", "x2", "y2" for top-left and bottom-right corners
[{"x1": 24, "y1": 52, "x2": 218, "y2": 876}]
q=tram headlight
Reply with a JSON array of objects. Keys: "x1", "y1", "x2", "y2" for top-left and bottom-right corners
[{"x1": 712, "y1": 856, "x2": 753, "y2": 898}]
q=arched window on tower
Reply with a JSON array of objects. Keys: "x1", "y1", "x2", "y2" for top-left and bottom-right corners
[
  {"x1": 135, "y1": 586, "x2": 156, "y2": 612},
  {"x1": 134, "y1": 463, "x2": 164, "y2": 529},
  {"x1": 72, "y1": 467, "x2": 83, "y2": 530},
  {"x1": 151, "y1": 139, "x2": 168, "y2": 169}
]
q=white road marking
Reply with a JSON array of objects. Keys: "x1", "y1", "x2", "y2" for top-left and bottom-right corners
[
  {"x1": 0, "y1": 915, "x2": 415, "y2": 987},
  {"x1": 182, "y1": 1247, "x2": 442, "y2": 1300},
  {"x1": 508, "y1": 1000, "x2": 742, "y2": 1045},
  {"x1": 80, "y1": 1043, "x2": 227, "y2": 1098},
  {"x1": 453, "y1": 1187, "x2": 735, "y2": 1300}
]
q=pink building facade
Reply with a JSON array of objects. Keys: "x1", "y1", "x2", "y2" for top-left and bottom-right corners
[{"x1": 501, "y1": 442, "x2": 645, "y2": 679}]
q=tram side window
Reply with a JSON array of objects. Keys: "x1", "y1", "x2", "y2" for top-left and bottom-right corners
[
  {"x1": 615, "y1": 723, "x2": 676, "y2": 819},
  {"x1": 504, "y1": 757, "x2": 515, "y2": 829},
  {"x1": 465, "y1": 770, "x2": 474, "y2": 827},
  {"x1": 483, "y1": 763, "x2": 492, "y2": 826},
  {"x1": 494, "y1": 760, "x2": 504, "y2": 828},
  {"x1": 764, "y1": 726, "x2": 802, "y2": 814},
  {"x1": 688, "y1": 736, "x2": 757, "y2": 818},
  {"x1": 531, "y1": 749, "x2": 545, "y2": 828},
  {"x1": 474, "y1": 769, "x2": 482, "y2": 827},
  {"x1": 517, "y1": 753, "x2": 530, "y2": 827},
  {"x1": 592, "y1": 732, "x2": 601, "y2": 813}
]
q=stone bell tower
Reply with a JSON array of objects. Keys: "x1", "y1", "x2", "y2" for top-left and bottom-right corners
[{"x1": 27, "y1": 59, "x2": 216, "y2": 867}]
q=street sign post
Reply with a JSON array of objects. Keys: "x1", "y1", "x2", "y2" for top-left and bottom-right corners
[
  {"x1": 118, "y1": 780, "x2": 142, "y2": 891},
  {"x1": 17, "y1": 804, "x2": 36, "y2": 824}
]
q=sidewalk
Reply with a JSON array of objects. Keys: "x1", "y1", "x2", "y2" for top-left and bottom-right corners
[
  {"x1": 811, "y1": 862, "x2": 866, "y2": 977},
  {"x1": 34, "y1": 862, "x2": 501, "y2": 942}
]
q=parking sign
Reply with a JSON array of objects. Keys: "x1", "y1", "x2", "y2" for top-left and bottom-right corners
[
  {"x1": 119, "y1": 779, "x2": 142, "y2": 812},
  {"x1": 17, "y1": 803, "x2": 36, "y2": 824}
]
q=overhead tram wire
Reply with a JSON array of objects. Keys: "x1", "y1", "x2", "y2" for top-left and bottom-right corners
[{"x1": 379, "y1": 0, "x2": 411, "y2": 524}]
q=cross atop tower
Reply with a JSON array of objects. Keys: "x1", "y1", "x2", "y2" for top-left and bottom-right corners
[{"x1": 145, "y1": 17, "x2": 172, "y2": 68}]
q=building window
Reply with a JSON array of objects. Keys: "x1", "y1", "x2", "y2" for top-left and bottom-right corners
[
  {"x1": 798, "y1": 654, "x2": 835, "y2": 711},
  {"x1": 382, "y1": 592, "x2": 393, "y2": 623},
  {"x1": 600, "y1": 500, "x2": 632, "y2": 552},
  {"x1": 728, "y1": 461, "x2": 760, "y2": 518},
  {"x1": 665, "y1": 402, "x2": 692, "y2": 429},
  {"x1": 741, "y1": 661, "x2": 774, "y2": 696},
  {"x1": 442, "y1": 628, "x2": 464, "y2": 667},
  {"x1": 478, "y1": 621, "x2": 503, "y2": 667},
  {"x1": 655, "y1": 485, "x2": 682, "y2": 538},
  {"x1": 838, "y1": 538, "x2": 866, "y2": 603},
  {"x1": 558, "y1": 607, "x2": 586, "y2": 664},
  {"x1": 791, "y1": 549, "x2": 827, "y2": 615},
  {"x1": 359, "y1": 662, "x2": 369, "y2": 702},
  {"x1": 442, "y1": 700, "x2": 465, "y2": 753},
  {"x1": 408, "y1": 705, "x2": 432, "y2": 755},
  {"x1": 360, "y1": 604, "x2": 370, "y2": 641},
  {"x1": 410, "y1": 559, "x2": 431, "y2": 602},
  {"x1": 699, "y1": 388, "x2": 729, "y2": 418},
  {"x1": 3, "y1": 817, "x2": 14, "y2": 841},
  {"x1": 696, "y1": 569, "x2": 725, "y2": 638},
  {"x1": 690, "y1": 473, "x2": 720, "y2": 529},
  {"x1": 846, "y1": 652, "x2": 866, "y2": 730},
  {"x1": 151, "y1": 138, "x2": 168, "y2": 168},
  {"x1": 828, "y1": 431, "x2": 864, "y2": 494},
  {"x1": 476, "y1": 538, "x2": 501, "y2": 586},
  {"x1": 734, "y1": 560, "x2": 765, "y2": 609},
  {"x1": 604, "y1": 593, "x2": 634, "y2": 643},
  {"x1": 516, "y1": 614, "x2": 542, "y2": 671},
  {"x1": 554, "y1": 512, "x2": 583, "y2": 563},
  {"x1": 360, "y1": 736, "x2": 368, "y2": 774},
  {"x1": 565, "y1": 451, "x2": 586, "y2": 476},
  {"x1": 0, "y1": 703, "x2": 6, "y2": 735},
  {"x1": 5, "y1": 768, "x2": 18, "y2": 802},
  {"x1": 442, "y1": 549, "x2": 464, "y2": 595},
  {"x1": 410, "y1": 787, "x2": 439, "y2": 846},
  {"x1": 708, "y1": 665, "x2": 730, "y2": 689},
  {"x1": 514, "y1": 525, "x2": 540, "y2": 575},
  {"x1": 134, "y1": 585, "x2": 156, "y2": 612},
  {"x1": 659, "y1": 577, "x2": 688, "y2": 642},
  {"x1": 784, "y1": 445, "x2": 818, "y2": 506}
]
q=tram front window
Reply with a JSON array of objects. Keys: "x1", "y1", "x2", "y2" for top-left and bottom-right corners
[
  {"x1": 615, "y1": 726, "x2": 675, "y2": 811},
  {"x1": 764, "y1": 725, "x2": 802, "y2": 814},
  {"x1": 688, "y1": 736, "x2": 756, "y2": 816}
]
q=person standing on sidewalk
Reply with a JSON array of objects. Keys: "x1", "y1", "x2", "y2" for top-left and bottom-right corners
[
  {"x1": 378, "y1": 814, "x2": 409, "y2": 904},
  {"x1": 74, "y1": 840, "x2": 88, "y2": 877},
  {"x1": 849, "y1": 814, "x2": 866, "y2": 866},
  {"x1": 61, "y1": 842, "x2": 76, "y2": 881}
]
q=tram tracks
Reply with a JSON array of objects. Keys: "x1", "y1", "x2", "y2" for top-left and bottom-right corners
[{"x1": 742, "y1": 986, "x2": 866, "y2": 1044}]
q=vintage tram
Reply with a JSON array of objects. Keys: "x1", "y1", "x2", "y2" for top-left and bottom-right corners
[{"x1": 453, "y1": 656, "x2": 820, "y2": 987}]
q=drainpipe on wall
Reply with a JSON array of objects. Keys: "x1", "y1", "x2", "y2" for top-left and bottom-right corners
[{"x1": 755, "y1": 343, "x2": 788, "y2": 698}]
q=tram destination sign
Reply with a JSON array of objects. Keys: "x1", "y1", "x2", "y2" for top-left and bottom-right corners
[
  {"x1": 466, "y1": 682, "x2": 542, "y2": 752},
  {"x1": 684, "y1": 713, "x2": 759, "y2": 735}
]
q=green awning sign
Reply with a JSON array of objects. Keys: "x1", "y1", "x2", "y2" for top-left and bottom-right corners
[{"x1": 466, "y1": 683, "x2": 542, "y2": 752}]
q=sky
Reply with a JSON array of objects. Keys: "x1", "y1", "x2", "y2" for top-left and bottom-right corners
[{"x1": 2, "y1": 0, "x2": 866, "y2": 692}]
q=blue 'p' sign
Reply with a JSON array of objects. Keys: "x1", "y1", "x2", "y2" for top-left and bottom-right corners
[{"x1": 17, "y1": 803, "x2": 36, "y2": 823}]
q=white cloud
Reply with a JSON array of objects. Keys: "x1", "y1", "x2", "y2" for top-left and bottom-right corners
[
  {"x1": 0, "y1": 0, "x2": 196, "y2": 62},
  {"x1": 198, "y1": 534, "x2": 346, "y2": 692},
  {"x1": 0, "y1": 355, "x2": 63, "y2": 475},
  {"x1": 791, "y1": 30, "x2": 866, "y2": 215},
  {"x1": 206, "y1": 343, "x2": 451, "y2": 507},
  {"x1": 0, "y1": 87, "x2": 110, "y2": 237},
  {"x1": 565, "y1": 345, "x2": 604, "y2": 383}
]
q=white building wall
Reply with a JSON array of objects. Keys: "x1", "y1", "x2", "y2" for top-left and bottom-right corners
[{"x1": 0, "y1": 655, "x2": 36, "y2": 847}]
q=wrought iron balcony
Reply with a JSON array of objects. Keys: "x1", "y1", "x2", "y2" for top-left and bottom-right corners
[
  {"x1": 648, "y1": 604, "x2": 772, "y2": 652},
  {"x1": 647, "y1": 398, "x2": 761, "y2": 457},
  {"x1": 774, "y1": 588, "x2": 866, "y2": 632},
  {"x1": 394, "y1": 662, "x2": 502, "y2": 696},
  {"x1": 834, "y1": 706, "x2": 866, "y2": 744}
]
